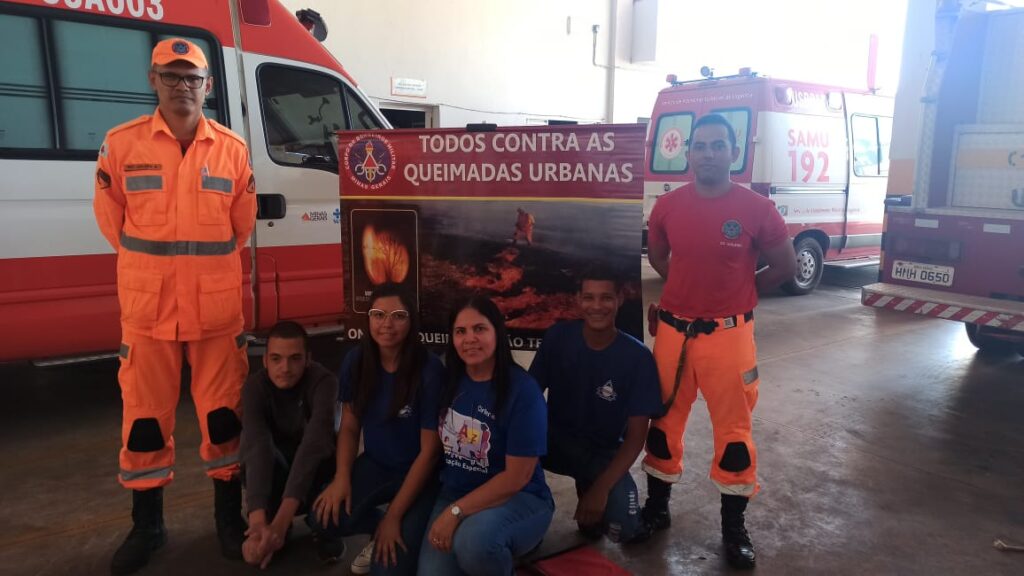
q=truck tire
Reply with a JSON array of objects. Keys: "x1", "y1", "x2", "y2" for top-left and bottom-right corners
[
  {"x1": 781, "y1": 237, "x2": 824, "y2": 296},
  {"x1": 964, "y1": 323, "x2": 1015, "y2": 355}
]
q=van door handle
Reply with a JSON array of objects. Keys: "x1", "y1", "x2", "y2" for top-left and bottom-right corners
[{"x1": 256, "y1": 194, "x2": 286, "y2": 220}]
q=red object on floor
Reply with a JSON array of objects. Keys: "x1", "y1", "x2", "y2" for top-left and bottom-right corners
[{"x1": 519, "y1": 545, "x2": 632, "y2": 576}]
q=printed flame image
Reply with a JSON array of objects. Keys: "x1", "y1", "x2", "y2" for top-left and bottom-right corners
[{"x1": 362, "y1": 225, "x2": 410, "y2": 284}]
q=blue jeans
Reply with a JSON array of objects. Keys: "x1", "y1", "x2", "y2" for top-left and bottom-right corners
[
  {"x1": 310, "y1": 453, "x2": 437, "y2": 576},
  {"x1": 416, "y1": 490, "x2": 554, "y2": 576},
  {"x1": 542, "y1": 428, "x2": 644, "y2": 542}
]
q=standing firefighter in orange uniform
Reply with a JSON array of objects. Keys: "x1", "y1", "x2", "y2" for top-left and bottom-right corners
[
  {"x1": 93, "y1": 38, "x2": 257, "y2": 576},
  {"x1": 641, "y1": 114, "x2": 796, "y2": 569},
  {"x1": 512, "y1": 207, "x2": 535, "y2": 246}
]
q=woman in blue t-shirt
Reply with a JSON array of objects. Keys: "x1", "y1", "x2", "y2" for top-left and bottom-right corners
[
  {"x1": 313, "y1": 284, "x2": 443, "y2": 576},
  {"x1": 417, "y1": 296, "x2": 553, "y2": 576}
]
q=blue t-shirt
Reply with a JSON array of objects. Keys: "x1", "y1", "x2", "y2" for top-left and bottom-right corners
[
  {"x1": 438, "y1": 367, "x2": 550, "y2": 501},
  {"x1": 529, "y1": 320, "x2": 662, "y2": 450},
  {"x1": 339, "y1": 348, "x2": 443, "y2": 472}
]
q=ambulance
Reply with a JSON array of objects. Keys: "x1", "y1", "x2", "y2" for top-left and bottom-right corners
[
  {"x1": 644, "y1": 68, "x2": 893, "y2": 294},
  {"x1": 862, "y1": 0, "x2": 1024, "y2": 356},
  {"x1": 0, "y1": 0, "x2": 390, "y2": 363}
]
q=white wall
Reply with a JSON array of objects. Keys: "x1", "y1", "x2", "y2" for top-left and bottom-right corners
[{"x1": 281, "y1": 0, "x2": 668, "y2": 126}]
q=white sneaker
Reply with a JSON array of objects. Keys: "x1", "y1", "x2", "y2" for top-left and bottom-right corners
[{"x1": 351, "y1": 541, "x2": 373, "y2": 575}]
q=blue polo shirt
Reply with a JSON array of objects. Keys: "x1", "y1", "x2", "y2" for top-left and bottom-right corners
[
  {"x1": 339, "y1": 348, "x2": 443, "y2": 472},
  {"x1": 529, "y1": 320, "x2": 662, "y2": 450},
  {"x1": 438, "y1": 367, "x2": 550, "y2": 501}
]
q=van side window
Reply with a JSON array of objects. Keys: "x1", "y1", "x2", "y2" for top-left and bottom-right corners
[
  {"x1": 710, "y1": 108, "x2": 751, "y2": 174},
  {"x1": 258, "y1": 65, "x2": 353, "y2": 169},
  {"x1": 852, "y1": 115, "x2": 890, "y2": 177},
  {"x1": 0, "y1": 10, "x2": 223, "y2": 156},
  {"x1": 345, "y1": 87, "x2": 384, "y2": 130},
  {"x1": 53, "y1": 21, "x2": 156, "y2": 150},
  {"x1": 650, "y1": 112, "x2": 693, "y2": 173},
  {"x1": 0, "y1": 14, "x2": 54, "y2": 149}
]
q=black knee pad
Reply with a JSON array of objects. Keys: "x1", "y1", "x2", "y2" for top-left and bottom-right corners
[
  {"x1": 719, "y1": 442, "x2": 751, "y2": 472},
  {"x1": 207, "y1": 407, "x2": 241, "y2": 445},
  {"x1": 646, "y1": 427, "x2": 671, "y2": 460},
  {"x1": 127, "y1": 418, "x2": 165, "y2": 452}
]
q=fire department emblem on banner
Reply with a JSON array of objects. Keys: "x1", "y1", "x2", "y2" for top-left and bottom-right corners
[{"x1": 344, "y1": 134, "x2": 396, "y2": 191}]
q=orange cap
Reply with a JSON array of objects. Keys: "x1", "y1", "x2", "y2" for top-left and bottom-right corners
[{"x1": 151, "y1": 38, "x2": 208, "y2": 69}]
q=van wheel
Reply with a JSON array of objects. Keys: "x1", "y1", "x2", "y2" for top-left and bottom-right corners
[
  {"x1": 964, "y1": 323, "x2": 1016, "y2": 355},
  {"x1": 781, "y1": 237, "x2": 824, "y2": 296}
]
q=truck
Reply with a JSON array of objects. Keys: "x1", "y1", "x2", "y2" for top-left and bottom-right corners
[
  {"x1": 644, "y1": 68, "x2": 894, "y2": 295},
  {"x1": 861, "y1": 0, "x2": 1024, "y2": 356},
  {"x1": 0, "y1": 0, "x2": 390, "y2": 363}
]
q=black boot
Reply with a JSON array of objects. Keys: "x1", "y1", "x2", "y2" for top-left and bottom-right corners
[
  {"x1": 110, "y1": 488, "x2": 167, "y2": 575},
  {"x1": 214, "y1": 478, "x2": 247, "y2": 561},
  {"x1": 640, "y1": 474, "x2": 672, "y2": 531},
  {"x1": 721, "y1": 494, "x2": 756, "y2": 569}
]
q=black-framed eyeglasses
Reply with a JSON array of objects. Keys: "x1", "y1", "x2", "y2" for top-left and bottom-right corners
[
  {"x1": 368, "y1": 309, "x2": 411, "y2": 322},
  {"x1": 157, "y1": 72, "x2": 207, "y2": 89}
]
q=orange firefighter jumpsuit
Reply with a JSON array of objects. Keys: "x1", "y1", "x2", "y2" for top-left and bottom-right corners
[
  {"x1": 642, "y1": 183, "x2": 789, "y2": 497},
  {"x1": 94, "y1": 110, "x2": 257, "y2": 490}
]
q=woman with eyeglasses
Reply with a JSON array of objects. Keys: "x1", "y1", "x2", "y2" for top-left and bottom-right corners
[
  {"x1": 417, "y1": 296, "x2": 553, "y2": 576},
  {"x1": 313, "y1": 284, "x2": 443, "y2": 575}
]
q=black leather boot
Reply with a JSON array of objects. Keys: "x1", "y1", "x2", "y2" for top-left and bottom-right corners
[
  {"x1": 110, "y1": 488, "x2": 167, "y2": 575},
  {"x1": 214, "y1": 478, "x2": 247, "y2": 561},
  {"x1": 640, "y1": 474, "x2": 672, "y2": 531},
  {"x1": 721, "y1": 494, "x2": 756, "y2": 569}
]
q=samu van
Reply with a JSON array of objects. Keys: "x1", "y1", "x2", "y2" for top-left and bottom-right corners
[
  {"x1": 0, "y1": 0, "x2": 390, "y2": 363},
  {"x1": 644, "y1": 69, "x2": 894, "y2": 294}
]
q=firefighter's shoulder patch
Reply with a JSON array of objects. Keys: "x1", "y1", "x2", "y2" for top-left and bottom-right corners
[{"x1": 96, "y1": 168, "x2": 112, "y2": 189}]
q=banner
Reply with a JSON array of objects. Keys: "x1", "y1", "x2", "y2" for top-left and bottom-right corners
[{"x1": 337, "y1": 124, "x2": 645, "y2": 351}]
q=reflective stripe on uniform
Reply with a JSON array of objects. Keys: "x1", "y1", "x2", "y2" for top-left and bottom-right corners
[
  {"x1": 742, "y1": 366, "x2": 759, "y2": 385},
  {"x1": 125, "y1": 175, "x2": 163, "y2": 192},
  {"x1": 201, "y1": 175, "x2": 233, "y2": 194},
  {"x1": 713, "y1": 479, "x2": 757, "y2": 497},
  {"x1": 118, "y1": 343, "x2": 130, "y2": 359},
  {"x1": 203, "y1": 452, "x2": 240, "y2": 471},
  {"x1": 120, "y1": 466, "x2": 173, "y2": 482},
  {"x1": 120, "y1": 233, "x2": 235, "y2": 256}
]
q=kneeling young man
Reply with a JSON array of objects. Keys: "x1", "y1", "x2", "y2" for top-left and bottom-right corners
[
  {"x1": 240, "y1": 322, "x2": 342, "y2": 567},
  {"x1": 529, "y1": 270, "x2": 662, "y2": 543}
]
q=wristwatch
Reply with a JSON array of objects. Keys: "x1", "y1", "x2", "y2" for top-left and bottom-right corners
[{"x1": 450, "y1": 504, "x2": 463, "y2": 519}]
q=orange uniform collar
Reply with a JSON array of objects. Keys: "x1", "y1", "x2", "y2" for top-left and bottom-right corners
[{"x1": 149, "y1": 109, "x2": 217, "y2": 142}]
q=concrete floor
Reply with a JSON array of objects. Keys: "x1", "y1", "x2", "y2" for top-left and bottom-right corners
[{"x1": 1, "y1": 262, "x2": 1022, "y2": 576}]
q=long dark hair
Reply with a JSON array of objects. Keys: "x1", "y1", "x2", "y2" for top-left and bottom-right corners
[
  {"x1": 350, "y1": 284, "x2": 426, "y2": 420},
  {"x1": 440, "y1": 295, "x2": 514, "y2": 421}
]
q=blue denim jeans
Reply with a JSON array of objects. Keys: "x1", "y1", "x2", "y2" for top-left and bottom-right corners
[
  {"x1": 416, "y1": 490, "x2": 554, "y2": 576},
  {"x1": 309, "y1": 453, "x2": 437, "y2": 576},
  {"x1": 542, "y1": 428, "x2": 644, "y2": 543}
]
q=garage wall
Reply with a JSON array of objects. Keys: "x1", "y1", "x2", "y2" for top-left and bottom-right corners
[{"x1": 280, "y1": 0, "x2": 670, "y2": 126}]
